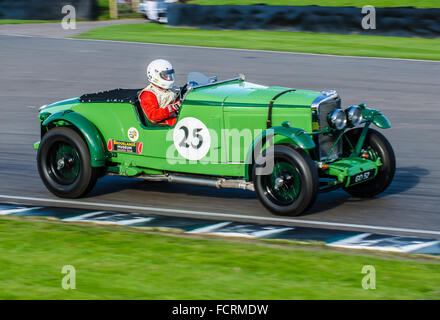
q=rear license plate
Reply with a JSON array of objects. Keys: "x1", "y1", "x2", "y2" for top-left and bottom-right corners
[{"x1": 349, "y1": 169, "x2": 375, "y2": 185}]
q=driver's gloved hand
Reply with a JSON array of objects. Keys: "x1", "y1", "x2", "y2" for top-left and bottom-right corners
[{"x1": 169, "y1": 100, "x2": 181, "y2": 114}]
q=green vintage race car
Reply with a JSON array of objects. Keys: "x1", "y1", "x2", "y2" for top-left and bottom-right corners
[{"x1": 34, "y1": 73, "x2": 395, "y2": 216}]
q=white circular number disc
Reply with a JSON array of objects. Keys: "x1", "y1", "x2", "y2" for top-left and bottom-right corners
[{"x1": 173, "y1": 117, "x2": 211, "y2": 161}]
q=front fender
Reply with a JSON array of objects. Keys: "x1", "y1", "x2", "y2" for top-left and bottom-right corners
[
  {"x1": 371, "y1": 113, "x2": 391, "y2": 129},
  {"x1": 359, "y1": 104, "x2": 391, "y2": 129},
  {"x1": 244, "y1": 124, "x2": 315, "y2": 181},
  {"x1": 42, "y1": 111, "x2": 107, "y2": 167}
]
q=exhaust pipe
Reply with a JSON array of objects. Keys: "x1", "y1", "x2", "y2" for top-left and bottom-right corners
[
  {"x1": 139, "y1": 174, "x2": 254, "y2": 191},
  {"x1": 167, "y1": 175, "x2": 220, "y2": 188}
]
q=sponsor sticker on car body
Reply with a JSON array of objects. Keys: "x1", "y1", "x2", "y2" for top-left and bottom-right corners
[{"x1": 107, "y1": 139, "x2": 143, "y2": 155}]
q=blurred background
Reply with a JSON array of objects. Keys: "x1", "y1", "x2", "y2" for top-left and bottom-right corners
[
  {"x1": 0, "y1": 0, "x2": 439, "y2": 300},
  {"x1": 0, "y1": 0, "x2": 439, "y2": 38}
]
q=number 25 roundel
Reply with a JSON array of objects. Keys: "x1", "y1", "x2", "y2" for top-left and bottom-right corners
[{"x1": 173, "y1": 117, "x2": 211, "y2": 161}]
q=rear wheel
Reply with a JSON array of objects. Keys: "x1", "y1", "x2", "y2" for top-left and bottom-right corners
[
  {"x1": 37, "y1": 127, "x2": 98, "y2": 198},
  {"x1": 343, "y1": 128, "x2": 395, "y2": 197},
  {"x1": 253, "y1": 145, "x2": 318, "y2": 216}
]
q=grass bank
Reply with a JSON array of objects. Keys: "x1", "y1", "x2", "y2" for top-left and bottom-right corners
[
  {"x1": 75, "y1": 23, "x2": 440, "y2": 60},
  {"x1": 0, "y1": 216, "x2": 438, "y2": 299},
  {"x1": 0, "y1": 19, "x2": 56, "y2": 25}
]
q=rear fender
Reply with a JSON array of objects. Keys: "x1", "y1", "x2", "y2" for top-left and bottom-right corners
[{"x1": 42, "y1": 111, "x2": 107, "y2": 167}]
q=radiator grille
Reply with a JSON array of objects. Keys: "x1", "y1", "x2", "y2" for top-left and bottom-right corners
[{"x1": 314, "y1": 95, "x2": 342, "y2": 161}]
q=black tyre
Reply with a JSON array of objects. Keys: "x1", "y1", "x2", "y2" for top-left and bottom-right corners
[
  {"x1": 253, "y1": 145, "x2": 318, "y2": 216},
  {"x1": 343, "y1": 128, "x2": 395, "y2": 197},
  {"x1": 37, "y1": 127, "x2": 98, "y2": 198}
]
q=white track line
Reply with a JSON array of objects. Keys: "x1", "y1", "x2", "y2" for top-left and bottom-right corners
[
  {"x1": 117, "y1": 217, "x2": 154, "y2": 226},
  {"x1": 208, "y1": 227, "x2": 294, "y2": 238},
  {"x1": 328, "y1": 233, "x2": 440, "y2": 253},
  {"x1": 63, "y1": 211, "x2": 107, "y2": 221},
  {"x1": 252, "y1": 227, "x2": 293, "y2": 238},
  {"x1": 1, "y1": 194, "x2": 439, "y2": 237},
  {"x1": 1, "y1": 33, "x2": 438, "y2": 63},
  {"x1": 62, "y1": 211, "x2": 153, "y2": 225},
  {"x1": 0, "y1": 206, "x2": 42, "y2": 215},
  {"x1": 188, "y1": 222, "x2": 231, "y2": 233}
]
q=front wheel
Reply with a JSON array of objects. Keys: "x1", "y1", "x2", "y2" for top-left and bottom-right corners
[
  {"x1": 343, "y1": 128, "x2": 396, "y2": 197},
  {"x1": 37, "y1": 127, "x2": 98, "y2": 198},
  {"x1": 253, "y1": 145, "x2": 318, "y2": 216}
]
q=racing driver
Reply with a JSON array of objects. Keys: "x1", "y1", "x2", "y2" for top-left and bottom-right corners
[{"x1": 139, "y1": 59, "x2": 180, "y2": 126}]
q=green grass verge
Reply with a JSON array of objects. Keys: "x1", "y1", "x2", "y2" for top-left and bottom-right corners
[
  {"x1": 75, "y1": 23, "x2": 440, "y2": 61},
  {"x1": 189, "y1": 0, "x2": 440, "y2": 8},
  {"x1": 0, "y1": 19, "x2": 57, "y2": 25},
  {"x1": 0, "y1": 216, "x2": 439, "y2": 299}
]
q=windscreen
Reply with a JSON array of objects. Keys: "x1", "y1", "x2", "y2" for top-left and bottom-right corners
[{"x1": 186, "y1": 72, "x2": 211, "y2": 87}]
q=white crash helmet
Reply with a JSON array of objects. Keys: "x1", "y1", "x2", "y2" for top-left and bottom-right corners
[{"x1": 147, "y1": 59, "x2": 175, "y2": 90}]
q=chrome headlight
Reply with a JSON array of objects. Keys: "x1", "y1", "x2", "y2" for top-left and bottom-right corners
[
  {"x1": 345, "y1": 105, "x2": 362, "y2": 127},
  {"x1": 327, "y1": 109, "x2": 347, "y2": 130}
]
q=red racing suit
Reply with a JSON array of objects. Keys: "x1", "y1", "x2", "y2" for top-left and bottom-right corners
[{"x1": 139, "y1": 83, "x2": 179, "y2": 126}]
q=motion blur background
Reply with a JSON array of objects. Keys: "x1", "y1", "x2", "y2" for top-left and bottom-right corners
[{"x1": 1, "y1": 1, "x2": 439, "y2": 37}]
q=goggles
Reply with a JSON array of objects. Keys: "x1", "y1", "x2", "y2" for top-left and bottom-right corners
[{"x1": 160, "y1": 69, "x2": 175, "y2": 81}]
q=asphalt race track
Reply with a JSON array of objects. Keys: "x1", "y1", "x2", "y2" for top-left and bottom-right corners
[{"x1": 0, "y1": 34, "x2": 439, "y2": 238}]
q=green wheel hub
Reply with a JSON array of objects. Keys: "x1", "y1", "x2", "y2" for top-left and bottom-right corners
[
  {"x1": 265, "y1": 161, "x2": 301, "y2": 205},
  {"x1": 48, "y1": 142, "x2": 80, "y2": 185}
]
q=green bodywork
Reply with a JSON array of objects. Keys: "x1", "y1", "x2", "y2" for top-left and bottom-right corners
[
  {"x1": 325, "y1": 157, "x2": 382, "y2": 187},
  {"x1": 35, "y1": 79, "x2": 391, "y2": 188}
]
